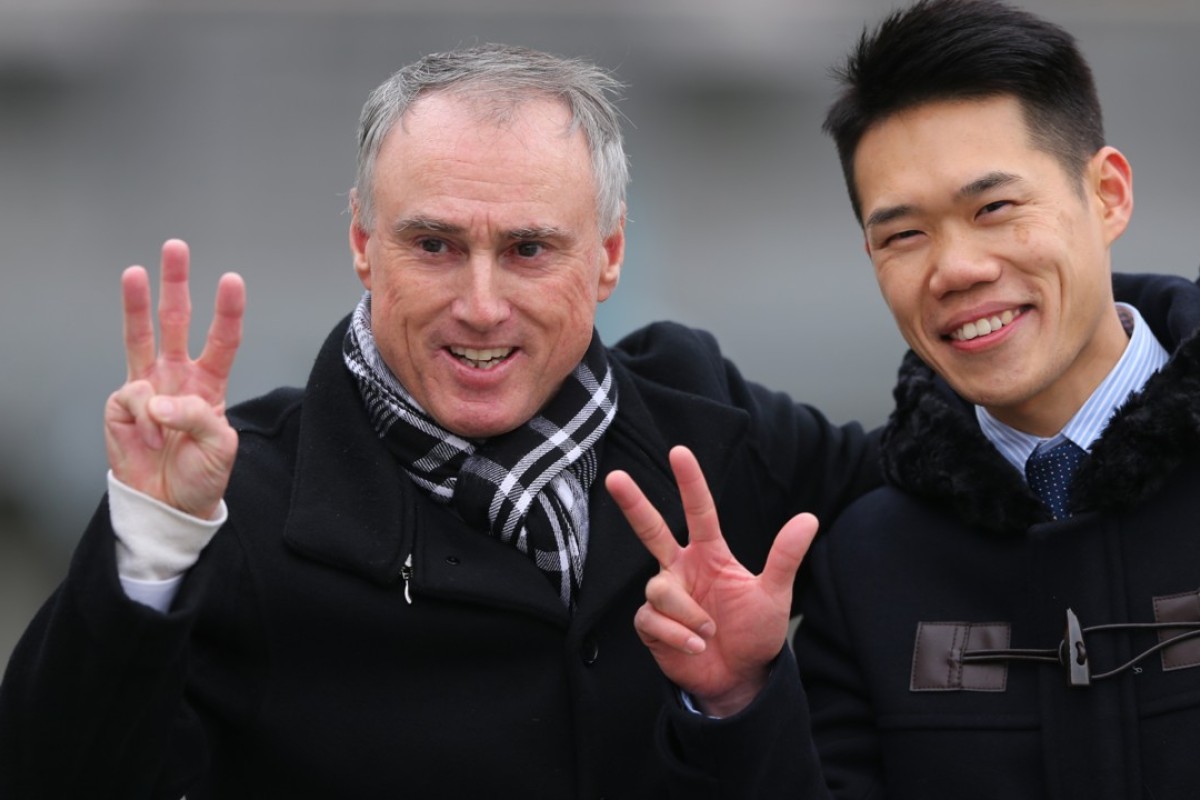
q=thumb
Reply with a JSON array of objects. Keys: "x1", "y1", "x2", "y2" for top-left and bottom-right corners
[
  {"x1": 759, "y1": 512, "x2": 819, "y2": 597},
  {"x1": 149, "y1": 395, "x2": 234, "y2": 452}
]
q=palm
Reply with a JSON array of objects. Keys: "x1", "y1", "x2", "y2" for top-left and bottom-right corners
[
  {"x1": 652, "y1": 542, "x2": 790, "y2": 700},
  {"x1": 607, "y1": 446, "x2": 817, "y2": 716},
  {"x1": 104, "y1": 240, "x2": 245, "y2": 519}
]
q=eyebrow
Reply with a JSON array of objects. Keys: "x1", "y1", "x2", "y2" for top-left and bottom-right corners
[
  {"x1": 958, "y1": 171, "x2": 1021, "y2": 199},
  {"x1": 508, "y1": 226, "x2": 569, "y2": 241},
  {"x1": 863, "y1": 171, "x2": 1023, "y2": 231},
  {"x1": 391, "y1": 216, "x2": 462, "y2": 236},
  {"x1": 390, "y1": 217, "x2": 568, "y2": 241},
  {"x1": 864, "y1": 204, "x2": 915, "y2": 231}
]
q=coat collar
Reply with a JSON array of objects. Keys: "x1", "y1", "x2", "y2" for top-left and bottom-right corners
[
  {"x1": 882, "y1": 282, "x2": 1200, "y2": 536},
  {"x1": 281, "y1": 317, "x2": 751, "y2": 627},
  {"x1": 282, "y1": 315, "x2": 415, "y2": 586}
]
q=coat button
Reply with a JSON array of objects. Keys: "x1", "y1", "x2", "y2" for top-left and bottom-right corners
[{"x1": 581, "y1": 637, "x2": 600, "y2": 665}]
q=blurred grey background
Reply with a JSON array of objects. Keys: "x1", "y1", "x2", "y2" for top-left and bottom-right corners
[{"x1": 2, "y1": 0, "x2": 1198, "y2": 666}]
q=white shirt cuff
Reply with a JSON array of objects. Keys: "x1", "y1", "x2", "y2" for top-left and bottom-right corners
[
  {"x1": 119, "y1": 573, "x2": 187, "y2": 613},
  {"x1": 107, "y1": 470, "x2": 227, "y2": 582}
]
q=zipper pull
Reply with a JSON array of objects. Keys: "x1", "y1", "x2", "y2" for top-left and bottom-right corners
[{"x1": 401, "y1": 553, "x2": 414, "y2": 604}]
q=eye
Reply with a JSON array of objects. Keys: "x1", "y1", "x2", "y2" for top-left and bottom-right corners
[
  {"x1": 419, "y1": 238, "x2": 448, "y2": 254},
  {"x1": 513, "y1": 241, "x2": 544, "y2": 258},
  {"x1": 883, "y1": 229, "x2": 922, "y2": 247},
  {"x1": 977, "y1": 200, "x2": 1012, "y2": 217}
]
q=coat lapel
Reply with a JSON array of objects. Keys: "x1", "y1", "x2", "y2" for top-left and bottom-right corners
[
  {"x1": 572, "y1": 359, "x2": 751, "y2": 629},
  {"x1": 283, "y1": 318, "x2": 415, "y2": 585}
]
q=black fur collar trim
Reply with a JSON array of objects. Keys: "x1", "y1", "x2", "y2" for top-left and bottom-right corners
[{"x1": 881, "y1": 325, "x2": 1200, "y2": 536}]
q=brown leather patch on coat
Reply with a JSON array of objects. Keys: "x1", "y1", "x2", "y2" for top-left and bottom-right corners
[
  {"x1": 910, "y1": 621, "x2": 1010, "y2": 692},
  {"x1": 1153, "y1": 590, "x2": 1200, "y2": 671}
]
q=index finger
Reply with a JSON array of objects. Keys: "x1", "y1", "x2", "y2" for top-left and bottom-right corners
[
  {"x1": 605, "y1": 469, "x2": 682, "y2": 567},
  {"x1": 122, "y1": 265, "x2": 156, "y2": 380}
]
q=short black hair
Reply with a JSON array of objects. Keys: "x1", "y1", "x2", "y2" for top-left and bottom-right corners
[{"x1": 824, "y1": 0, "x2": 1105, "y2": 223}]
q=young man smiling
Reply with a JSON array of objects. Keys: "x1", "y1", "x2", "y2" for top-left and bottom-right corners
[
  {"x1": 857, "y1": 94, "x2": 1136, "y2": 439},
  {"x1": 607, "y1": 1, "x2": 1200, "y2": 797}
]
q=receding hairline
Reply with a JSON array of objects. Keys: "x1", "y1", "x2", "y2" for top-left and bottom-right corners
[
  {"x1": 361, "y1": 83, "x2": 611, "y2": 231},
  {"x1": 372, "y1": 89, "x2": 601, "y2": 204},
  {"x1": 353, "y1": 44, "x2": 629, "y2": 238},
  {"x1": 395, "y1": 85, "x2": 582, "y2": 138}
]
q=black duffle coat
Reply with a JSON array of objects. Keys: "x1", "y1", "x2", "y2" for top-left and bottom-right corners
[{"x1": 0, "y1": 319, "x2": 877, "y2": 800}]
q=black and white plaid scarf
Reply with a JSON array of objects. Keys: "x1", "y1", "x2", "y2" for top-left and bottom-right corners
[{"x1": 343, "y1": 293, "x2": 618, "y2": 610}]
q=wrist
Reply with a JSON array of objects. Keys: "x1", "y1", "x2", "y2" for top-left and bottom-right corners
[{"x1": 693, "y1": 666, "x2": 770, "y2": 718}]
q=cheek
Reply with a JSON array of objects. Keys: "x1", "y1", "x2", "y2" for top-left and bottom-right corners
[
  {"x1": 876, "y1": 271, "x2": 913, "y2": 319},
  {"x1": 1013, "y1": 223, "x2": 1032, "y2": 246},
  {"x1": 525, "y1": 268, "x2": 603, "y2": 320},
  {"x1": 372, "y1": 283, "x2": 408, "y2": 321},
  {"x1": 529, "y1": 281, "x2": 601, "y2": 368},
  {"x1": 877, "y1": 279, "x2": 932, "y2": 351},
  {"x1": 375, "y1": 266, "x2": 446, "y2": 313}
]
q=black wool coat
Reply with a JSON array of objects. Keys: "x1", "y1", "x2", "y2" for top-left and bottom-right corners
[
  {"x1": 0, "y1": 320, "x2": 877, "y2": 800},
  {"x1": 667, "y1": 272, "x2": 1200, "y2": 800}
]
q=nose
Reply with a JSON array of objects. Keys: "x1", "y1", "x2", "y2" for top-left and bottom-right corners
[
  {"x1": 452, "y1": 254, "x2": 511, "y2": 330},
  {"x1": 927, "y1": 230, "x2": 1000, "y2": 298}
]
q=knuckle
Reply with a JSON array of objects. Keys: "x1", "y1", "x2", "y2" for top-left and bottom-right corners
[
  {"x1": 635, "y1": 518, "x2": 664, "y2": 541},
  {"x1": 633, "y1": 603, "x2": 655, "y2": 631},
  {"x1": 113, "y1": 380, "x2": 151, "y2": 408}
]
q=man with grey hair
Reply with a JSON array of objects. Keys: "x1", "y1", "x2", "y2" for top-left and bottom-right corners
[{"x1": 0, "y1": 44, "x2": 879, "y2": 797}]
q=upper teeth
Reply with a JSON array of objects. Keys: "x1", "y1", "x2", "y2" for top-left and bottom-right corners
[
  {"x1": 450, "y1": 346, "x2": 513, "y2": 367},
  {"x1": 950, "y1": 308, "x2": 1021, "y2": 341}
]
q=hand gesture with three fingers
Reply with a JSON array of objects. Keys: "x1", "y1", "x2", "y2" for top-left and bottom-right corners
[
  {"x1": 605, "y1": 445, "x2": 818, "y2": 717},
  {"x1": 104, "y1": 239, "x2": 245, "y2": 520}
]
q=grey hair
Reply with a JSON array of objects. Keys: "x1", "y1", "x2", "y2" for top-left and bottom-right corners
[{"x1": 354, "y1": 43, "x2": 629, "y2": 237}]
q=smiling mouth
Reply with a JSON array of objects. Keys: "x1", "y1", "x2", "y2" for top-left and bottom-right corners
[
  {"x1": 947, "y1": 307, "x2": 1025, "y2": 342},
  {"x1": 449, "y1": 345, "x2": 515, "y2": 370}
]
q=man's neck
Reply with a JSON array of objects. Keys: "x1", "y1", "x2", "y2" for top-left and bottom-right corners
[{"x1": 986, "y1": 306, "x2": 1133, "y2": 438}]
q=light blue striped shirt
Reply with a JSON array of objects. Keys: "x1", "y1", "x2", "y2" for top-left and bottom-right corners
[{"x1": 977, "y1": 303, "x2": 1169, "y2": 476}]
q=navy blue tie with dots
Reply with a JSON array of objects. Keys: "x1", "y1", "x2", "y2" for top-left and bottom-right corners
[{"x1": 1025, "y1": 439, "x2": 1086, "y2": 521}]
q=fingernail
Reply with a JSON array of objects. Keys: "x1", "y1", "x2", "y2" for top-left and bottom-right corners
[
  {"x1": 698, "y1": 621, "x2": 716, "y2": 638},
  {"x1": 685, "y1": 636, "x2": 706, "y2": 654}
]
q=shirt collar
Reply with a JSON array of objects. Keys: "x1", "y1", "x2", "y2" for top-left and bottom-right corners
[{"x1": 977, "y1": 302, "x2": 1169, "y2": 474}]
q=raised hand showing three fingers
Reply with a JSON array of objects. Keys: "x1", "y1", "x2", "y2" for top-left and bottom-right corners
[
  {"x1": 605, "y1": 445, "x2": 818, "y2": 717},
  {"x1": 104, "y1": 239, "x2": 245, "y2": 520}
]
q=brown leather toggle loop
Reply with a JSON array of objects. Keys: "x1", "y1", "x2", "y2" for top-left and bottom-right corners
[{"x1": 959, "y1": 610, "x2": 1200, "y2": 687}]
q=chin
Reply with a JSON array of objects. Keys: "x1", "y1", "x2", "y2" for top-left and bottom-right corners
[
  {"x1": 941, "y1": 378, "x2": 1009, "y2": 409},
  {"x1": 446, "y1": 414, "x2": 525, "y2": 440}
]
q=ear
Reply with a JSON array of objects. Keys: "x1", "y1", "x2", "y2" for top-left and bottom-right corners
[
  {"x1": 1090, "y1": 146, "x2": 1133, "y2": 246},
  {"x1": 349, "y1": 188, "x2": 372, "y2": 290},
  {"x1": 596, "y1": 206, "x2": 626, "y2": 303}
]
